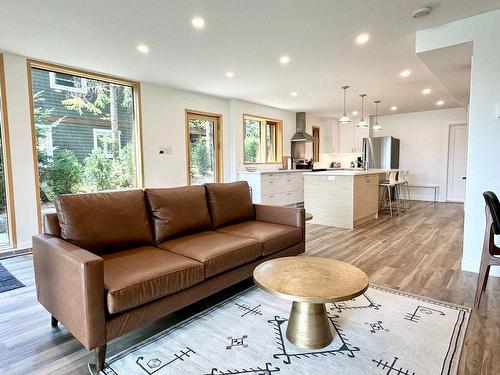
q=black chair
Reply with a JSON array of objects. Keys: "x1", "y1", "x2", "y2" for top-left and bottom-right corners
[{"x1": 474, "y1": 191, "x2": 500, "y2": 307}]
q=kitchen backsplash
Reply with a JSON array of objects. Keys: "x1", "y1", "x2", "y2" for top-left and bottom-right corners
[{"x1": 316, "y1": 152, "x2": 362, "y2": 168}]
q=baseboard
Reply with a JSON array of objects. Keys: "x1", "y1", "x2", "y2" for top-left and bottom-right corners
[
  {"x1": 462, "y1": 257, "x2": 500, "y2": 277},
  {"x1": 0, "y1": 247, "x2": 33, "y2": 260}
]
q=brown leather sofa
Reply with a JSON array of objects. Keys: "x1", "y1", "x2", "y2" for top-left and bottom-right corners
[{"x1": 32, "y1": 181, "x2": 305, "y2": 372}]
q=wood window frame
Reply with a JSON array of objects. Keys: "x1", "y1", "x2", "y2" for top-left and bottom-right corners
[
  {"x1": 0, "y1": 54, "x2": 17, "y2": 249},
  {"x1": 27, "y1": 59, "x2": 145, "y2": 233},
  {"x1": 185, "y1": 109, "x2": 223, "y2": 185},
  {"x1": 243, "y1": 114, "x2": 283, "y2": 164},
  {"x1": 312, "y1": 126, "x2": 320, "y2": 162}
]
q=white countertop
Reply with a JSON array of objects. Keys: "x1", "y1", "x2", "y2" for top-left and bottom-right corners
[
  {"x1": 303, "y1": 169, "x2": 391, "y2": 176},
  {"x1": 238, "y1": 169, "x2": 307, "y2": 174}
]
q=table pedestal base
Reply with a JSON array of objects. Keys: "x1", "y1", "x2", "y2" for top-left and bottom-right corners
[{"x1": 286, "y1": 301, "x2": 333, "y2": 349}]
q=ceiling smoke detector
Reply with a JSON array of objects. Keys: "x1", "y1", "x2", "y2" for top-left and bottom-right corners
[{"x1": 412, "y1": 6, "x2": 432, "y2": 18}]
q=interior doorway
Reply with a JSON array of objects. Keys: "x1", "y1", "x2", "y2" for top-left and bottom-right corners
[{"x1": 446, "y1": 124, "x2": 468, "y2": 203}]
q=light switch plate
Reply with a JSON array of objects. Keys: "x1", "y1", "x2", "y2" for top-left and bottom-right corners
[
  {"x1": 159, "y1": 147, "x2": 172, "y2": 155},
  {"x1": 496, "y1": 103, "x2": 500, "y2": 119}
]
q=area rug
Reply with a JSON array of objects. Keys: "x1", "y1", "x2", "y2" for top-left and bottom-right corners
[
  {"x1": 100, "y1": 285, "x2": 470, "y2": 375},
  {"x1": 0, "y1": 263, "x2": 24, "y2": 293}
]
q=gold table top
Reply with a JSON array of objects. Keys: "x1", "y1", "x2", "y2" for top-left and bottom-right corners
[{"x1": 253, "y1": 256, "x2": 369, "y2": 303}]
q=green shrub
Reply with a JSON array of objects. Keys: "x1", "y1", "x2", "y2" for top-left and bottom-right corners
[
  {"x1": 48, "y1": 150, "x2": 82, "y2": 196},
  {"x1": 111, "y1": 143, "x2": 135, "y2": 188},
  {"x1": 83, "y1": 148, "x2": 113, "y2": 191},
  {"x1": 190, "y1": 137, "x2": 211, "y2": 177}
]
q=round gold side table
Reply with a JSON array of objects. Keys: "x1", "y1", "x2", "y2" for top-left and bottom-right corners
[{"x1": 253, "y1": 256, "x2": 368, "y2": 349}]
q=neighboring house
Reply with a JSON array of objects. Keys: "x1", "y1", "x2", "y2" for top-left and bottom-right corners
[{"x1": 32, "y1": 68, "x2": 134, "y2": 162}]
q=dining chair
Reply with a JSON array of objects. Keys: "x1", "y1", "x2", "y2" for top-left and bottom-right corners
[{"x1": 474, "y1": 191, "x2": 500, "y2": 307}]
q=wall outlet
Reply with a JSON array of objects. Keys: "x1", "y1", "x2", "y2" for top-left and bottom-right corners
[{"x1": 159, "y1": 147, "x2": 172, "y2": 155}]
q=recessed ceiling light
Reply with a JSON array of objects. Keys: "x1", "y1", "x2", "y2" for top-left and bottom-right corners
[
  {"x1": 422, "y1": 88, "x2": 431, "y2": 95},
  {"x1": 400, "y1": 69, "x2": 411, "y2": 78},
  {"x1": 290, "y1": 91, "x2": 298, "y2": 97},
  {"x1": 352, "y1": 110, "x2": 359, "y2": 115},
  {"x1": 356, "y1": 33, "x2": 370, "y2": 44},
  {"x1": 191, "y1": 17, "x2": 205, "y2": 29},
  {"x1": 390, "y1": 106, "x2": 398, "y2": 111},
  {"x1": 225, "y1": 71, "x2": 235, "y2": 78},
  {"x1": 137, "y1": 44, "x2": 150, "y2": 54},
  {"x1": 280, "y1": 55, "x2": 290, "y2": 65},
  {"x1": 436, "y1": 100, "x2": 444, "y2": 106}
]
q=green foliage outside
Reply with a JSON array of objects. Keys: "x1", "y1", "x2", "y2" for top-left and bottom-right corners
[
  {"x1": 190, "y1": 137, "x2": 212, "y2": 178},
  {"x1": 244, "y1": 119, "x2": 260, "y2": 163},
  {"x1": 33, "y1": 75, "x2": 136, "y2": 203},
  {"x1": 47, "y1": 150, "x2": 81, "y2": 198}
]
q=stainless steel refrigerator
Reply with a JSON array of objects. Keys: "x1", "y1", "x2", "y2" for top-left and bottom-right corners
[{"x1": 362, "y1": 136, "x2": 400, "y2": 169}]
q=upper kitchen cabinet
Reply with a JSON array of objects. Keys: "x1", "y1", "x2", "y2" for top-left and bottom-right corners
[{"x1": 336, "y1": 121, "x2": 368, "y2": 153}]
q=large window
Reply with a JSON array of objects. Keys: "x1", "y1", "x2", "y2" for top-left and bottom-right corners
[
  {"x1": 243, "y1": 115, "x2": 282, "y2": 164},
  {"x1": 0, "y1": 55, "x2": 14, "y2": 248},
  {"x1": 29, "y1": 62, "x2": 142, "y2": 221},
  {"x1": 186, "y1": 111, "x2": 222, "y2": 185}
]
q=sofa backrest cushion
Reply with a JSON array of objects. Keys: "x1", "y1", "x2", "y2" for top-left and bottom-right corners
[
  {"x1": 145, "y1": 186, "x2": 212, "y2": 244},
  {"x1": 204, "y1": 181, "x2": 254, "y2": 229},
  {"x1": 54, "y1": 190, "x2": 154, "y2": 253}
]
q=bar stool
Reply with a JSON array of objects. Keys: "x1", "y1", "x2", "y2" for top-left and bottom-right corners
[
  {"x1": 474, "y1": 191, "x2": 500, "y2": 307},
  {"x1": 397, "y1": 170, "x2": 411, "y2": 210},
  {"x1": 379, "y1": 171, "x2": 400, "y2": 217}
]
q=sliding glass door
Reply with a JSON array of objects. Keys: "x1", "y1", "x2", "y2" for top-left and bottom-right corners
[{"x1": 186, "y1": 112, "x2": 222, "y2": 185}]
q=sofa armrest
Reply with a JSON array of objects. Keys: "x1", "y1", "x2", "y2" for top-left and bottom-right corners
[
  {"x1": 32, "y1": 234, "x2": 106, "y2": 350},
  {"x1": 254, "y1": 204, "x2": 305, "y2": 229}
]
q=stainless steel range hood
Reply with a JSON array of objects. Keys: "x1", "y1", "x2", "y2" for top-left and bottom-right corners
[{"x1": 291, "y1": 112, "x2": 319, "y2": 142}]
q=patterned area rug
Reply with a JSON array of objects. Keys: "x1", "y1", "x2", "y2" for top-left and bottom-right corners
[
  {"x1": 100, "y1": 285, "x2": 470, "y2": 375},
  {"x1": 0, "y1": 263, "x2": 24, "y2": 293}
]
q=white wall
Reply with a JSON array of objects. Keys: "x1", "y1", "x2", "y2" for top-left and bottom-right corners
[
  {"x1": 141, "y1": 82, "x2": 229, "y2": 187},
  {"x1": 3, "y1": 53, "x2": 39, "y2": 249},
  {"x1": 373, "y1": 108, "x2": 468, "y2": 202},
  {"x1": 417, "y1": 9, "x2": 500, "y2": 276}
]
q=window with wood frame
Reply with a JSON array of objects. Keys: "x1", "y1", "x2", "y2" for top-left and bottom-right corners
[
  {"x1": 0, "y1": 55, "x2": 15, "y2": 248},
  {"x1": 243, "y1": 114, "x2": 283, "y2": 164},
  {"x1": 28, "y1": 61, "x2": 143, "y2": 220}
]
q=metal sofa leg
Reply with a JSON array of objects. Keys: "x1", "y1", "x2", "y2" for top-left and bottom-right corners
[
  {"x1": 88, "y1": 344, "x2": 107, "y2": 374},
  {"x1": 51, "y1": 315, "x2": 58, "y2": 327}
]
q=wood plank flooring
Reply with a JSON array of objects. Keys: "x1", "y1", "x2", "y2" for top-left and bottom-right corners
[{"x1": 0, "y1": 201, "x2": 498, "y2": 374}]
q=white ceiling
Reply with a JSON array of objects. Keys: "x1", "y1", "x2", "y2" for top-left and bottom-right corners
[{"x1": 0, "y1": 0, "x2": 498, "y2": 117}]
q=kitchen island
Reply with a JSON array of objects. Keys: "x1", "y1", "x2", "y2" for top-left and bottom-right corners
[{"x1": 304, "y1": 170, "x2": 388, "y2": 229}]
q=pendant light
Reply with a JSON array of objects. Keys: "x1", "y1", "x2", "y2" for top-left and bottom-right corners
[
  {"x1": 372, "y1": 100, "x2": 382, "y2": 131},
  {"x1": 357, "y1": 94, "x2": 368, "y2": 128},
  {"x1": 339, "y1": 85, "x2": 351, "y2": 124}
]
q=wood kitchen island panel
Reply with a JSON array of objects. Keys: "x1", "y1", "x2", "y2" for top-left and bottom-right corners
[{"x1": 304, "y1": 170, "x2": 386, "y2": 229}]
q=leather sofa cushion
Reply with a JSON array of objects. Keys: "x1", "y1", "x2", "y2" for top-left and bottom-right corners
[
  {"x1": 145, "y1": 186, "x2": 212, "y2": 244},
  {"x1": 204, "y1": 181, "x2": 254, "y2": 229},
  {"x1": 102, "y1": 246, "x2": 204, "y2": 314},
  {"x1": 55, "y1": 190, "x2": 154, "y2": 253},
  {"x1": 217, "y1": 221, "x2": 302, "y2": 256},
  {"x1": 158, "y1": 231, "x2": 261, "y2": 278}
]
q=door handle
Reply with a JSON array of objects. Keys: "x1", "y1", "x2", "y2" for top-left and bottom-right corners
[{"x1": 462, "y1": 176, "x2": 467, "y2": 180}]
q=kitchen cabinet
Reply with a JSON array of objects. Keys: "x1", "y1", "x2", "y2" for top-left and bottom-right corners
[
  {"x1": 336, "y1": 122, "x2": 369, "y2": 153},
  {"x1": 237, "y1": 170, "x2": 304, "y2": 205}
]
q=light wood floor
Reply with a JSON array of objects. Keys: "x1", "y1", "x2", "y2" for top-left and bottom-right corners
[{"x1": 0, "y1": 201, "x2": 498, "y2": 374}]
